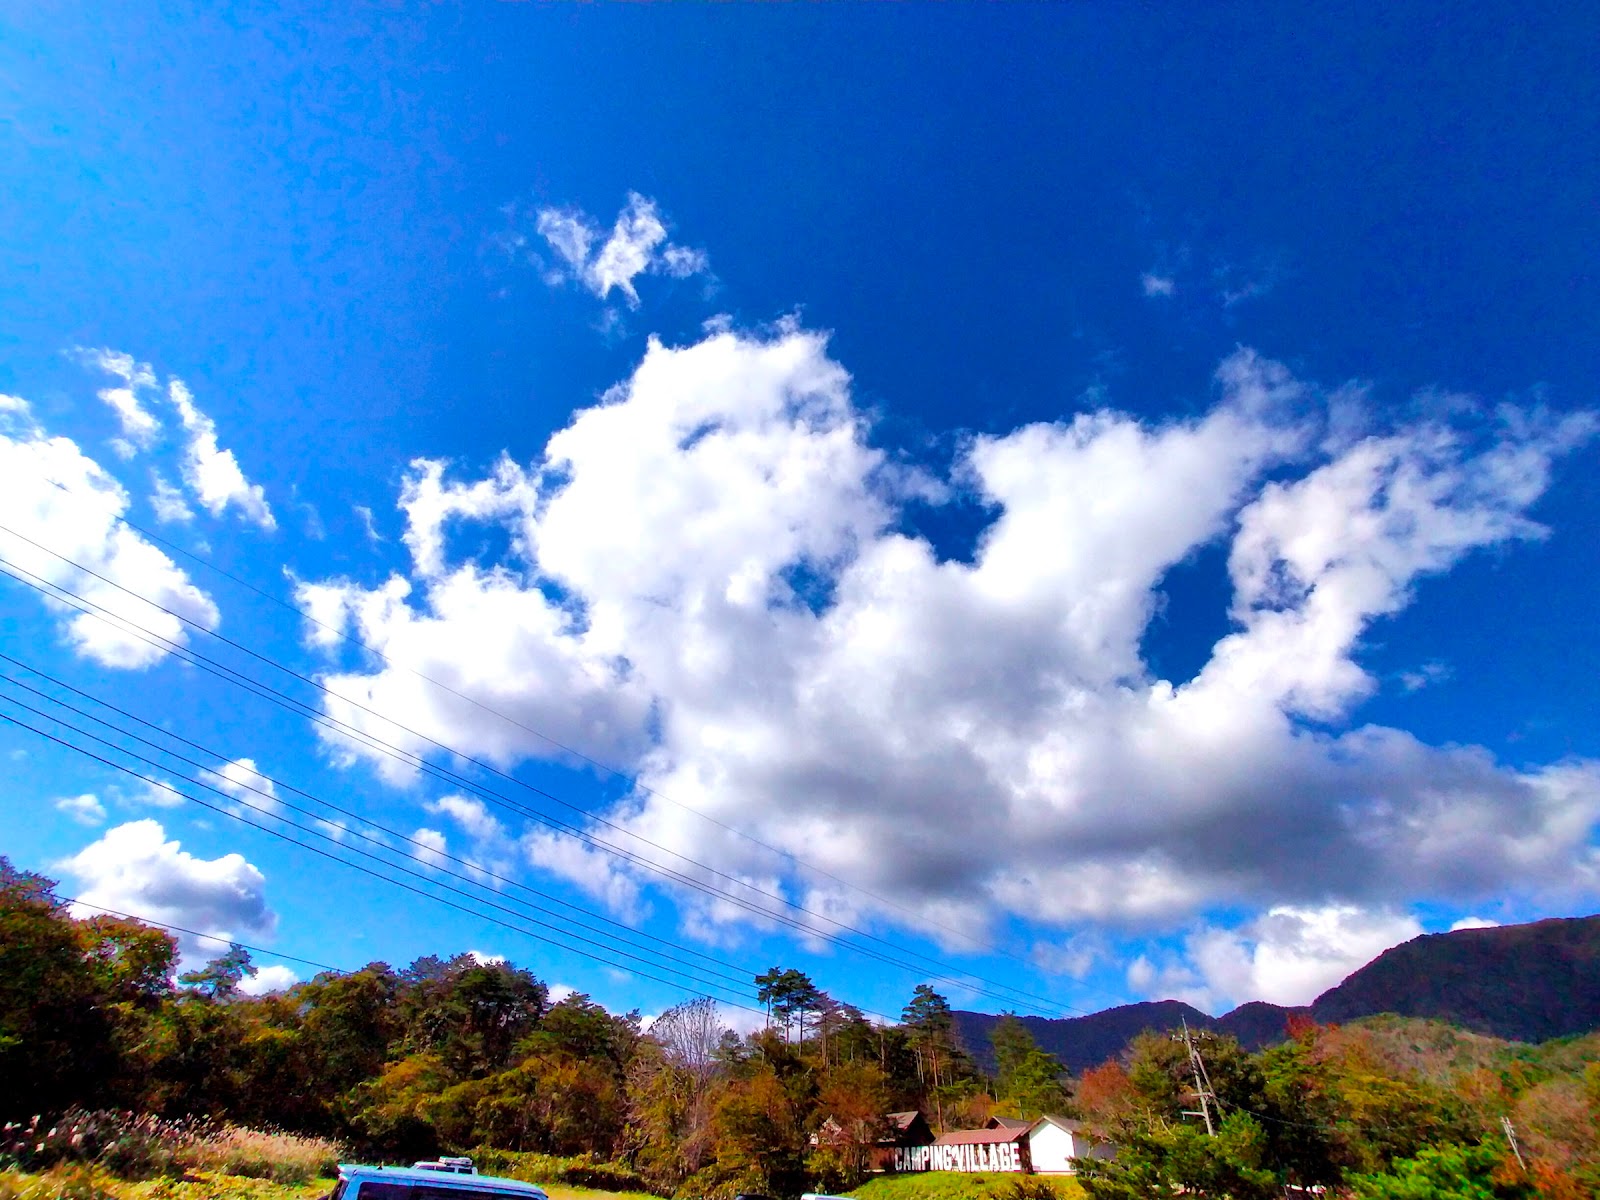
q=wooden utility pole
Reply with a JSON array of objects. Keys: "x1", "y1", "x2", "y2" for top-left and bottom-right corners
[
  {"x1": 1502, "y1": 1116, "x2": 1527, "y2": 1170},
  {"x1": 1177, "y1": 1018, "x2": 1217, "y2": 1136}
]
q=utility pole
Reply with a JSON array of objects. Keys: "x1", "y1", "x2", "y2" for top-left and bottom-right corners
[
  {"x1": 1502, "y1": 1116, "x2": 1527, "y2": 1170},
  {"x1": 1176, "y1": 1018, "x2": 1217, "y2": 1136}
]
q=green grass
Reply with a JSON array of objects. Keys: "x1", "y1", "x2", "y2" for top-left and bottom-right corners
[
  {"x1": 846, "y1": 1173, "x2": 1086, "y2": 1199},
  {"x1": 0, "y1": 1173, "x2": 665, "y2": 1200},
  {"x1": 0, "y1": 1167, "x2": 336, "y2": 1200}
]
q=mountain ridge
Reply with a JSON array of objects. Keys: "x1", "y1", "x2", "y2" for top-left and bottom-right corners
[{"x1": 955, "y1": 912, "x2": 1600, "y2": 1073}]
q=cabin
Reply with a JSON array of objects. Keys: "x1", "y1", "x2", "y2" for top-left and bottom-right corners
[{"x1": 1026, "y1": 1115, "x2": 1117, "y2": 1174}]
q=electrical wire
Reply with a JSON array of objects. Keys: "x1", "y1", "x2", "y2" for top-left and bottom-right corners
[
  {"x1": 53, "y1": 894, "x2": 344, "y2": 978},
  {"x1": 0, "y1": 540, "x2": 1105, "y2": 1020},
  {"x1": 0, "y1": 652, "x2": 754, "y2": 988},
  {"x1": 24, "y1": 468, "x2": 1024, "y2": 963},
  {"x1": 0, "y1": 703, "x2": 771, "y2": 1017}
]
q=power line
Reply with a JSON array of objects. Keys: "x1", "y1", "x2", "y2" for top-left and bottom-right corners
[
  {"x1": 0, "y1": 539, "x2": 1104, "y2": 1020},
  {"x1": 24, "y1": 467, "x2": 1024, "y2": 964},
  {"x1": 0, "y1": 557, "x2": 1060, "y2": 1018},
  {"x1": 0, "y1": 704, "x2": 772, "y2": 1017},
  {"x1": 0, "y1": 653, "x2": 754, "y2": 983},
  {"x1": 53, "y1": 894, "x2": 344, "y2": 978},
  {"x1": 0, "y1": 658, "x2": 755, "y2": 993}
]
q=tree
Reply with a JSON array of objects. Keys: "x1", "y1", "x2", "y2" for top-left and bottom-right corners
[
  {"x1": 1349, "y1": 1141, "x2": 1535, "y2": 1200},
  {"x1": 990, "y1": 1014, "x2": 1068, "y2": 1118},
  {"x1": 652, "y1": 996, "x2": 727, "y2": 1083},
  {"x1": 1080, "y1": 1111, "x2": 1282, "y2": 1200},
  {"x1": 179, "y1": 944, "x2": 257, "y2": 1001},
  {"x1": 810, "y1": 1060, "x2": 891, "y2": 1192},
  {"x1": 754, "y1": 968, "x2": 822, "y2": 1043},
  {"x1": 901, "y1": 984, "x2": 970, "y2": 1126},
  {"x1": 0, "y1": 858, "x2": 119, "y2": 1118}
]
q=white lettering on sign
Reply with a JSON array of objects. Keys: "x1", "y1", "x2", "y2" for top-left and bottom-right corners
[{"x1": 890, "y1": 1138, "x2": 1026, "y2": 1173}]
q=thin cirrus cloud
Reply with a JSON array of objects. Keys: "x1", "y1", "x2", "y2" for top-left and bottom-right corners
[
  {"x1": 78, "y1": 349, "x2": 276, "y2": 530},
  {"x1": 291, "y1": 322, "x2": 1600, "y2": 956},
  {"x1": 529, "y1": 192, "x2": 710, "y2": 309}
]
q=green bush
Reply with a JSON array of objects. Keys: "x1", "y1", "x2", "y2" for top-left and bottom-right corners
[
  {"x1": 470, "y1": 1149, "x2": 658, "y2": 1195},
  {"x1": 0, "y1": 1165, "x2": 120, "y2": 1200}
]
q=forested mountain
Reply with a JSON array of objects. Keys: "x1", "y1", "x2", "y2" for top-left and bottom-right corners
[{"x1": 955, "y1": 913, "x2": 1600, "y2": 1073}]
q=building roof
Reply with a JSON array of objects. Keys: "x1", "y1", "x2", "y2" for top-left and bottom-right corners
[
  {"x1": 885, "y1": 1111, "x2": 924, "y2": 1131},
  {"x1": 933, "y1": 1126, "x2": 1030, "y2": 1146},
  {"x1": 987, "y1": 1115, "x2": 1031, "y2": 1130},
  {"x1": 1028, "y1": 1115, "x2": 1085, "y2": 1135},
  {"x1": 338, "y1": 1166, "x2": 548, "y2": 1195}
]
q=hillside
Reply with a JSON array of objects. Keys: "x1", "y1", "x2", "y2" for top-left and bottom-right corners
[{"x1": 955, "y1": 912, "x2": 1600, "y2": 1071}]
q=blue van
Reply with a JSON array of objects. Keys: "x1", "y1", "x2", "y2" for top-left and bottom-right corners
[{"x1": 330, "y1": 1164, "x2": 548, "y2": 1200}]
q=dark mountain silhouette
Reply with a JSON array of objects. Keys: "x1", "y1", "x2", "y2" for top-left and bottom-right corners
[{"x1": 954, "y1": 913, "x2": 1600, "y2": 1073}]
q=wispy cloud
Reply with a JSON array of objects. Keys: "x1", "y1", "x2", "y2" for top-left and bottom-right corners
[
  {"x1": 167, "y1": 380, "x2": 276, "y2": 530},
  {"x1": 531, "y1": 192, "x2": 710, "y2": 309},
  {"x1": 79, "y1": 348, "x2": 162, "y2": 456},
  {"x1": 1141, "y1": 272, "x2": 1176, "y2": 298}
]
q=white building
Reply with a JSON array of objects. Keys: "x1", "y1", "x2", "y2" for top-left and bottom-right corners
[{"x1": 1026, "y1": 1115, "x2": 1116, "y2": 1174}]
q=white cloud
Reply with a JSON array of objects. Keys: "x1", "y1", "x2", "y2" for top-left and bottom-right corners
[
  {"x1": 467, "y1": 949, "x2": 507, "y2": 966},
  {"x1": 547, "y1": 982, "x2": 577, "y2": 1004},
  {"x1": 0, "y1": 395, "x2": 30, "y2": 415},
  {"x1": 238, "y1": 964, "x2": 299, "y2": 995},
  {"x1": 167, "y1": 379, "x2": 275, "y2": 529},
  {"x1": 1181, "y1": 904, "x2": 1424, "y2": 1009},
  {"x1": 523, "y1": 828, "x2": 649, "y2": 926},
  {"x1": 1450, "y1": 915, "x2": 1500, "y2": 931},
  {"x1": 428, "y1": 794, "x2": 506, "y2": 843},
  {"x1": 1141, "y1": 272, "x2": 1176, "y2": 297},
  {"x1": 56, "y1": 793, "x2": 107, "y2": 826},
  {"x1": 534, "y1": 193, "x2": 710, "y2": 308},
  {"x1": 58, "y1": 819, "x2": 275, "y2": 965},
  {"x1": 354, "y1": 504, "x2": 384, "y2": 543},
  {"x1": 149, "y1": 472, "x2": 195, "y2": 523},
  {"x1": 293, "y1": 325, "x2": 1600, "y2": 949},
  {"x1": 412, "y1": 827, "x2": 449, "y2": 869},
  {"x1": 126, "y1": 774, "x2": 186, "y2": 809},
  {"x1": 0, "y1": 419, "x2": 221, "y2": 668},
  {"x1": 212, "y1": 758, "x2": 280, "y2": 815},
  {"x1": 80, "y1": 348, "x2": 162, "y2": 453}
]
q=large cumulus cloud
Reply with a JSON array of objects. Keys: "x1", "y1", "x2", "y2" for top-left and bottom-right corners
[{"x1": 294, "y1": 325, "x2": 1600, "y2": 950}]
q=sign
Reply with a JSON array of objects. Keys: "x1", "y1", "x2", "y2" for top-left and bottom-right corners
[{"x1": 891, "y1": 1142, "x2": 1027, "y2": 1173}]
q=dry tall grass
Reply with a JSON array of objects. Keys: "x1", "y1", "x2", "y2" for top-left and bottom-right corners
[
  {"x1": 176, "y1": 1126, "x2": 339, "y2": 1185},
  {"x1": 0, "y1": 1113, "x2": 339, "y2": 1186}
]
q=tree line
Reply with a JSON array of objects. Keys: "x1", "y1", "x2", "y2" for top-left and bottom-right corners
[{"x1": 4, "y1": 858, "x2": 1597, "y2": 1197}]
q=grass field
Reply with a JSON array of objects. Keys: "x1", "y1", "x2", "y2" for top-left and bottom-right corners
[
  {"x1": 0, "y1": 1172, "x2": 668, "y2": 1200},
  {"x1": 845, "y1": 1174, "x2": 1086, "y2": 1199},
  {"x1": 2, "y1": 1167, "x2": 1088, "y2": 1200}
]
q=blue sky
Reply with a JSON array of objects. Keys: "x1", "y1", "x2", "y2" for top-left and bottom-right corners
[{"x1": 2, "y1": 4, "x2": 1597, "y2": 1021}]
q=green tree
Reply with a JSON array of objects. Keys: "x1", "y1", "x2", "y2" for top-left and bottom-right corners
[
  {"x1": 0, "y1": 858, "x2": 121, "y2": 1118},
  {"x1": 990, "y1": 1014, "x2": 1068, "y2": 1118},
  {"x1": 1349, "y1": 1142, "x2": 1535, "y2": 1199},
  {"x1": 178, "y1": 943, "x2": 257, "y2": 1000}
]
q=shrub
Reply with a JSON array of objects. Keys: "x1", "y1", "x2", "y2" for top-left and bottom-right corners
[
  {"x1": 175, "y1": 1125, "x2": 341, "y2": 1185},
  {"x1": 1001, "y1": 1180, "x2": 1065, "y2": 1200},
  {"x1": 0, "y1": 1114, "x2": 341, "y2": 1187},
  {"x1": 471, "y1": 1149, "x2": 657, "y2": 1195},
  {"x1": 0, "y1": 1165, "x2": 119, "y2": 1200},
  {"x1": 0, "y1": 1113, "x2": 184, "y2": 1180}
]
